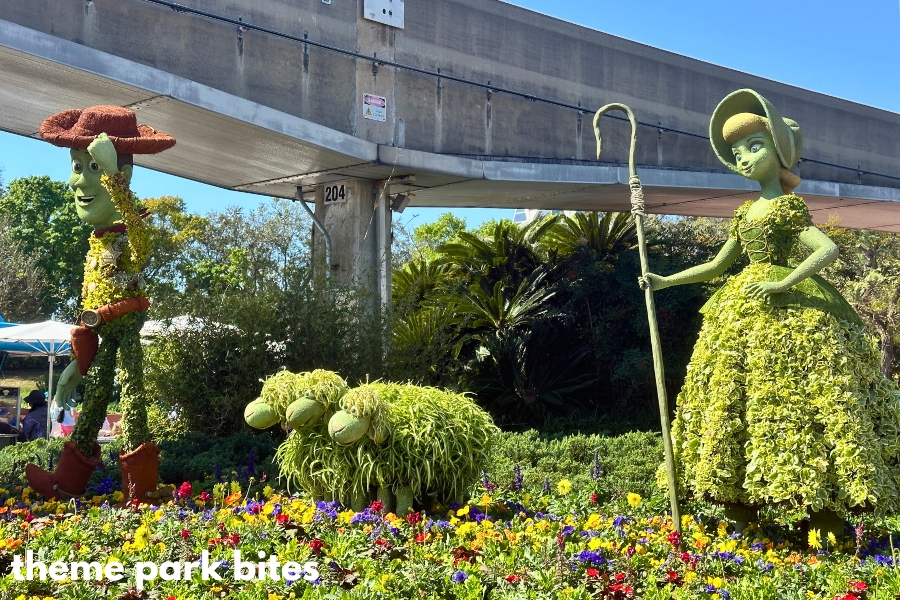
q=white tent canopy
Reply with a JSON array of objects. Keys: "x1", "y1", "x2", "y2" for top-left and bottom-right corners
[{"x1": 0, "y1": 321, "x2": 74, "y2": 439}]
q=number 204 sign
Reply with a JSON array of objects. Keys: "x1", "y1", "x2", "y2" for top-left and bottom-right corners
[{"x1": 323, "y1": 183, "x2": 347, "y2": 204}]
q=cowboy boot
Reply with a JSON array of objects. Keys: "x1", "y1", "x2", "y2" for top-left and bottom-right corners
[
  {"x1": 117, "y1": 442, "x2": 168, "y2": 506},
  {"x1": 26, "y1": 441, "x2": 101, "y2": 500}
]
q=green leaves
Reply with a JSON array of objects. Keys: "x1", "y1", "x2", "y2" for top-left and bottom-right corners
[
  {"x1": 542, "y1": 211, "x2": 638, "y2": 260},
  {"x1": 0, "y1": 176, "x2": 90, "y2": 317}
]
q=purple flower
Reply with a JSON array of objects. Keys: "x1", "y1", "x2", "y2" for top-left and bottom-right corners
[
  {"x1": 560, "y1": 525, "x2": 575, "y2": 537},
  {"x1": 575, "y1": 550, "x2": 604, "y2": 566},
  {"x1": 719, "y1": 591, "x2": 731, "y2": 600},
  {"x1": 510, "y1": 464, "x2": 523, "y2": 492},
  {"x1": 451, "y1": 570, "x2": 467, "y2": 583},
  {"x1": 751, "y1": 542, "x2": 764, "y2": 551},
  {"x1": 543, "y1": 477, "x2": 550, "y2": 493},
  {"x1": 591, "y1": 453, "x2": 601, "y2": 481}
]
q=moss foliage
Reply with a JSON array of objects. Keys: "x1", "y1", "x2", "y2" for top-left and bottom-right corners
[
  {"x1": 340, "y1": 383, "x2": 499, "y2": 501},
  {"x1": 276, "y1": 379, "x2": 498, "y2": 504},
  {"x1": 252, "y1": 369, "x2": 348, "y2": 429},
  {"x1": 666, "y1": 197, "x2": 900, "y2": 515}
]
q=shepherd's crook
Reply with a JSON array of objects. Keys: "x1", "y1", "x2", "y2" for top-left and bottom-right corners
[{"x1": 593, "y1": 104, "x2": 681, "y2": 535}]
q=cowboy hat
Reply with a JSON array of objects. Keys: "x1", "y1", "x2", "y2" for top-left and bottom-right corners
[
  {"x1": 709, "y1": 89, "x2": 802, "y2": 171},
  {"x1": 39, "y1": 105, "x2": 175, "y2": 154}
]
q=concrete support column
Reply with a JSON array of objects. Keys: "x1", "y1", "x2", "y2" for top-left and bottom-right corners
[{"x1": 313, "y1": 178, "x2": 391, "y2": 314}]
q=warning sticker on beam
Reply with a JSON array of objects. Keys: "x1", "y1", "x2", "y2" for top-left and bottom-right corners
[{"x1": 363, "y1": 93, "x2": 387, "y2": 122}]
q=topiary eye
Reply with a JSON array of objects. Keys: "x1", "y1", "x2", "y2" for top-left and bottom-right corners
[
  {"x1": 750, "y1": 143, "x2": 763, "y2": 153},
  {"x1": 72, "y1": 161, "x2": 83, "y2": 174},
  {"x1": 734, "y1": 153, "x2": 742, "y2": 162},
  {"x1": 89, "y1": 161, "x2": 100, "y2": 172}
]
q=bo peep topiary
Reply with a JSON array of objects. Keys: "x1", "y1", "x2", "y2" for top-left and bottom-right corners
[
  {"x1": 641, "y1": 89, "x2": 900, "y2": 532},
  {"x1": 328, "y1": 382, "x2": 499, "y2": 516}
]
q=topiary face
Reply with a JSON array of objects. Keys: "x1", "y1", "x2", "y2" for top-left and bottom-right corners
[
  {"x1": 244, "y1": 398, "x2": 279, "y2": 429},
  {"x1": 730, "y1": 129, "x2": 780, "y2": 186},
  {"x1": 69, "y1": 148, "x2": 129, "y2": 228},
  {"x1": 328, "y1": 410, "x2": 371, "y2": 445},
  {"x1": 285, "y1": 397, "x2": 327, "y2": 429}
]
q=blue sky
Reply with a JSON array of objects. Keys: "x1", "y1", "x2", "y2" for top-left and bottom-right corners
[{"x1": 1, "y1": 0, "x2": 897, "y2": 230}]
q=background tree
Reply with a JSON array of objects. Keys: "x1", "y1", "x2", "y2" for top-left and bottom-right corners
[
  {"x1": 823, "y1": 223, "x2": 900, "y2": 377},
  {"x1": 0, "y1": 216, "x2": 45, "y2": 322},
  {"x1": 0, "y1": 176, "x2": 90, "y2": 318}
]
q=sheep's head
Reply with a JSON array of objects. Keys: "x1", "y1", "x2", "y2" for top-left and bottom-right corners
[
  {"x1": 246, "y1": 369, "x2": 348, "y2": 430},
  {"x1": 245, "y1": 370, "x2": 297, "y2": 429},
  {"x1": 328, "y1": 383, "x2": 392, "y2": 445},
  {"x1": 286, "y1": 369, "x2": 348, "y2": 429}
]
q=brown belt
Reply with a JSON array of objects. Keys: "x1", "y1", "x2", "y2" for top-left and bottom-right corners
[{"x1": 71, "y1": 297, "x2": 150, "y2": 375}]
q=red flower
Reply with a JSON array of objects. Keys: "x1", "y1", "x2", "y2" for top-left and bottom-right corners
[
  {"x1": 666, "y1": 570, "x2": 679, "y2": 582},
  {"x1": 680, "y1": 552, "x2": 691, "y2": 563},
  {"x1": 414, "y1": 532, "x2": 427, "y2": 544},
  {"x1": 228, "y1": 533, "x2": 240, "y2": 546},
  {"x1": 833, "y1": 595, "x2": 857, "y2": 600},
  {"x1": 667, "y1": 531, "x2": 681, "y2": 548},
  {"x1": 276, "y1": 513, "x2": 290, "y2": 525},
  {"x1": 505, "y1": 574, "x2": 520, "y2": 583},
  {"x1": 586, "y1": 568, "x2": 600, "y2": 577},
  {"x1": 374, "y1": 538, "x2": 390, "y2": 548},
  {"x1": 181, "y1": 529, "x2": 190, "y2": 539},
  {"x1": 590, "y1": 493, "x2": 598, "y2": 504},
  {"x1": 309, "y1": 538, "x2": 325, "y2": 553},
  {"x1": 24, "y1": 514, "x2": 34, "y2": 523},
  {"x1": 848, "y1": 581, "x2": 868, "y2": 592},
  {"x1": 406, "y1": 511, "x2": 422, "y2": 525},
  {"x1": 614, "y1": 573, "x2": 626, "y2": 582},
  {"x1": 370, "y1": 500, "x2": 384, "y2": 512},
  {"x1": 166, "y1": 597, "x2": 176, "y2": 600},
  {"x1": 178, "y1": 482, "x2": 192, "y2": 499},
  {"x1": 199, "y1": 491, "x2": 212, "y2": 502}
]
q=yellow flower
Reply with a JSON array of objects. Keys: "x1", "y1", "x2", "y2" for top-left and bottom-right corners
[
  {"x1": 457, "y1": 505, "x2": 470, "y2": 517},
  {"x1": 684, "y1": 572, "x2": 697, "y2": 583},
  {"x1": 588, "y1": 538, "x2": 602, "y2": 550},
  {"x1": 808, "y1": 528, "x2": 821, "y2": 550},
  {"x1": 263, "y1": 486, "x2": 274, "y2": 499},
  {"x1": 556, "y1": 479, "x2": 572, "y2": 495},
  {"x1": 268, "y1": 594, "x2": 283, "y2": 600},
  {"x1": 627, "y1": 493, "x2": 642, "y2": 507},
  {"x1": 826, "y1": 531, "x2": 837, "y2": 547}
]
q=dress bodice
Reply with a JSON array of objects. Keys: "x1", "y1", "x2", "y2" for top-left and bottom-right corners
[{"x1": 730, "y1": 194, "x2": 812, "y2": 265}]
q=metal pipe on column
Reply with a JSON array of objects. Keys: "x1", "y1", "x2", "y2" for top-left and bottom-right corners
[{"x1": 294, "y1": 186, "x2": 331, "y2": 280}]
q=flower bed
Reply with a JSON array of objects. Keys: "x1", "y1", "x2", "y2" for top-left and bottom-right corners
[{"x1": 0, "y1": 476, "x2": 899, "y2": 599}]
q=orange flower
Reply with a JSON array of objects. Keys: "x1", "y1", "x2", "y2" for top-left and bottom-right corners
[{"x1": 224, "y1": 492, "x2": 242, "y2": 506}]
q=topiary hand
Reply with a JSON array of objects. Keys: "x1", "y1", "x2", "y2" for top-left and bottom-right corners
[
  {"x1": 745, "y1": 280, "x2": 785, "y2": 302},
  {"x1": 638, "y1": 273, "x2": 669, "y2": 292},
  {"x1": 86, "y1": 133, "x2": 119, "y2": 176},
  {"x1": 55, "y1": 361, "x2": 82, "y2": 409}
]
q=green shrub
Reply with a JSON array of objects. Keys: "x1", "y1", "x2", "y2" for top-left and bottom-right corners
[
  {"x1": 157, "y1": 430, "x2": 280, "y2": 485},
  {"x1": 486, "y1": 429, "x2": 664, "y2": 501},
  {"x1": 0, "y1": 438, "x2": 64, "y2": 485}
]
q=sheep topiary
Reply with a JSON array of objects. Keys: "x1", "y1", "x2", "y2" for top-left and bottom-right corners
[{"x1": 328, "y1": 382, "x2": 499, "y2": 516}]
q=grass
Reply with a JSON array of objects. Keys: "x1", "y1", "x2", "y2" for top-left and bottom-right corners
[{"x1": 0, "y1": 366, "x2": 60, "y2": 398}]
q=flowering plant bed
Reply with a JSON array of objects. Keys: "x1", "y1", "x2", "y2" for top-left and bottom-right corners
[{"x1": 0, "y1": 476, "x2": 899, "y2": 599}]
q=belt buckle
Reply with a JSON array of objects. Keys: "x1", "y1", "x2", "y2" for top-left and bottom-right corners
[{"x1": 81, "y1": 310, "x2": 101, "y2": 328}]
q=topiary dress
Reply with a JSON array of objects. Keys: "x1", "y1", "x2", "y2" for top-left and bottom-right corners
[{"x1": 667, "y1": 194, "x2": 900, "y2": 515}]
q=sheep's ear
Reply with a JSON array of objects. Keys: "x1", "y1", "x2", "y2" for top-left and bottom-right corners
[{"x1": 366, "y1": 425, "x2": 389, "y2": 444}]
